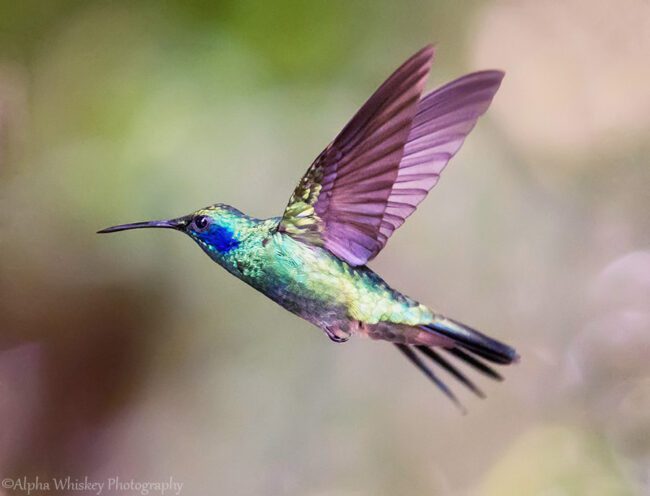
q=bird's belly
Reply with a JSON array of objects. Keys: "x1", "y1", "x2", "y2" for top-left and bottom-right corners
[
  {"x1": 237, "y1": 233, "x2": 433, "y2": 337},
  {"x1": 259, "y1": 273, "x2": 361, "y2": 343},
  {"x1": 242, "y1": 236, "x2": 354, "y2": 327},
  {"x1": 258, "y1": 262, "x2": 349, "y2": 325}
]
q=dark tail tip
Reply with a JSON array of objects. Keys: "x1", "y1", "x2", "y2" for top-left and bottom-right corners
[
  {"x1": 395, "y1": 343, "x2": 467, "y2": 414},
  {"x1": 422, "y1": 318, "x2": 519, "y2": 365}
]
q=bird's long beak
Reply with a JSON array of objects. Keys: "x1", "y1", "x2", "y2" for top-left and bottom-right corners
[{"x1": 97, "y1": 216, "x2": 189, "y2": 234}]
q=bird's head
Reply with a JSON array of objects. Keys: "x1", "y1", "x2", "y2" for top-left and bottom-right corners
[{"x1": 98, "y1": 204, "x2": 246, "y2": 257}]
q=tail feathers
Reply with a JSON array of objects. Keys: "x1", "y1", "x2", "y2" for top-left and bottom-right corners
[
  {"x1": 394, "y1": 318, "x2": 518, "y2": 411},
  {"x1": 446, "y1": 347, "x2": 503, "y2": 381},
  {"x1": 395, "y1": 344, "x2": 466, "y2": 413},
  {"x1": 422, "y1": 318, "x2": 519, "y2": 365},
  {"x1": 416, "y1": 346, "x2": 486, "y2": 398}
]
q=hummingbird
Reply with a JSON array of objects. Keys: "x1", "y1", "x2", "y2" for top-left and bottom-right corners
[{"x1": 99, "y1": 45, "x2": 519, "y2": 410}]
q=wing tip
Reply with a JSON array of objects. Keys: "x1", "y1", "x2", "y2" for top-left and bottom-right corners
[
  {"x1": 418, "y1": 43, "x2": 436, "y2": 59},
  {"x1": 406, "y1": 44, "x2": 436, "y2": 77}
]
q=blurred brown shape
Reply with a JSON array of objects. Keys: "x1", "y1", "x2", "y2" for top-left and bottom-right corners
[{"x1": 0, "y1": 274, "x2": 167, "y2": 480}]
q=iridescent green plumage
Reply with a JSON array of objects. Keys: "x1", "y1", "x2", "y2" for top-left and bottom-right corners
[
  {"x1": 99, "y1": 45, "x2": 519, "y2": 408},
  {"x1": 188, "y1": 205, "x2": 434, "y2": 343}
]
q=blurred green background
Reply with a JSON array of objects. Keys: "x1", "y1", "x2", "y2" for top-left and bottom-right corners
[{"x1": 1, "y1": 0, "x2": 649, "y2": 494}]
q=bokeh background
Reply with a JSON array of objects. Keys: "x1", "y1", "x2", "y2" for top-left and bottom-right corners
[{"x1": 1, "y1": 0, "x2": 649, "y2": 494}]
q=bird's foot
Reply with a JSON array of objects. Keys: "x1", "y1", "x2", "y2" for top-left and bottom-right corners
[{"x1": 324, "y1": 326, "x2": 351, "y2": 343}]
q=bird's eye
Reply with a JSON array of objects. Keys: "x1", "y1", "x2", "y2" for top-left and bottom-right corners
[{"x1": 192, "y1": 215, "x2": 211, "y2": 232}]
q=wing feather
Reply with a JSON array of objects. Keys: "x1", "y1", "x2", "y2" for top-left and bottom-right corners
[
  {"x1": 278, "y1": 46, "x2": 503, "y2": 266},
  {"x1": 376, "y1": 71, "x2": 504, "y2": 245}
]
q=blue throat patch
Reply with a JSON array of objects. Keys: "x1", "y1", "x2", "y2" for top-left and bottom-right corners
[{"x1": 205, "y1": 225, "x2": 240, "y2": 253}]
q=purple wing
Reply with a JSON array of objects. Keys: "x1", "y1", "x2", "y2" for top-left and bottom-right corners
[
  {"x1": 277, "y1": 45, "x2": 435, "y2": 265},
  {"x1": 377, "y1": 70, "x2": 505, "y2": 246},
  {"x1": 278, "y1": 46, "x2": 503, "y2": 266}
]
